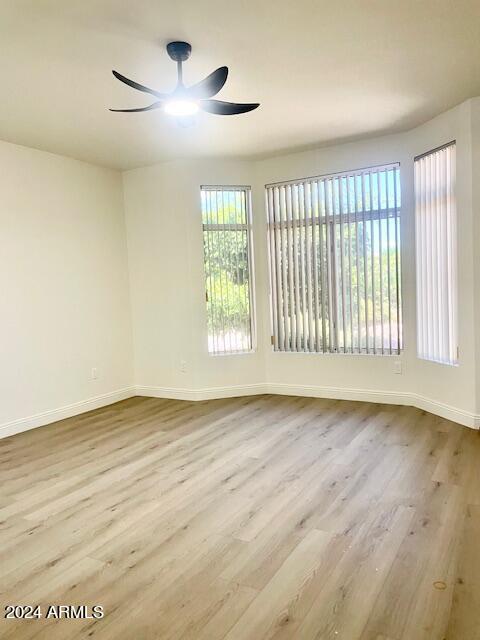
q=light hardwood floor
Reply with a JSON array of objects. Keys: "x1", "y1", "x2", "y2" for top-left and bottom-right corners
[{"x1": 1, "y1": 395, "x2": 479, "y2": 639}]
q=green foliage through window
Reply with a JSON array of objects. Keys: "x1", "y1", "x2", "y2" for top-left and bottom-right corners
[{"x1": 202, "y1": 187, "x2": 254, "y2": 354}]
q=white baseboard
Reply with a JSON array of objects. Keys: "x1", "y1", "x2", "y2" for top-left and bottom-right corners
[
  {"x1": 267, "y1": 383, "x2": 480, "y2": 429},
  {"x1": 265, "y1": 383, "x2": 410, "y2": 406},
  {"x1": 136, "y1": 383, "x2": 480, "y2": 430},
  {"x1": 135, "y1": 383, "x2": 267, "y2": 402},
  {"x1": 2, "y1": 381, "x2": 477, "y2": 441},
  {"x1": 408, "y1": 393, "x2": 479, "y2": 430},
  {"x1": 0, "y1": 387, "x2": 136, "y2": 440}
]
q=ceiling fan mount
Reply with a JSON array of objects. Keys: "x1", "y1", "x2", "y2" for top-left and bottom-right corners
[
  {"x1": 110, "y1": 41, "x2": 260, "y2": 117},
  {"x1": 166, "y1": 41, "x2": 192, "y2": 63}
]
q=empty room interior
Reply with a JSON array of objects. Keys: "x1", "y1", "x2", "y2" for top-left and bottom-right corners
[{"x1": 2, "y1": 2, "x2": 480, "y2": 639}]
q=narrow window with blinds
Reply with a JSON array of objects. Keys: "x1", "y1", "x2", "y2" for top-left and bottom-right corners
[
  {"x1": 201, "y1": 186, "x2": 255, "y2": 355},
  {"x1": 414, "y1": 142, "x2": 458, "y2": 365},
  {"x1": 266, "y1": 164, "x2": 402, "y2": 354}
]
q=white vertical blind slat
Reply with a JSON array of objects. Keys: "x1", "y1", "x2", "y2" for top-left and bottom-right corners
[
  {"x1": 293, "y1": 187, "x2": 302, "y2": 350},
  {"x1": 395, "y1": 168, "x2": 402, "y2": 353},
  {"x1": 279, "y1": 187, "x2": 290, "y2": 350},
  {"x1": 267, "y1": 187, "x2": 279, "y2": 351},
  {"x1": 360, "y1": 174, "x2": 369, "y2": 353},
  {"x1": 346, "y1": 177, "x2": 354, "y2": 352},
  {"x1": 298, "y1": 185, "x2": 308, "y2": 351},
  {"x1": 311, "y1": 181, "x2": 321, "y2": 351},
  {"x1": 377, "y1": 171, "x2": 385, "y2": 354},
  {"x1": 286, "y1": 185, "x2": 296, "y2": 350},
  {"x1": 304, "y1": 182, "x2": 314, "y2": 351},
  {"x1": 338, "y1": 178, "x2": 347, "y2": 352},
  {"x1": 318, "y1": 181, "x2": 327, "y2": 351},
  {"x1": 324, "y1": 181, "x2": 334, "y2": 351},
  {"x1": 369, "y1": 173, "x2": 375, "y2": 349},
  {"x1": 273, "y1": 187, "x2": 285, "y2": 350},
  {"x1": 385, "y1": 170, "x2": 393, "y2": 354}
]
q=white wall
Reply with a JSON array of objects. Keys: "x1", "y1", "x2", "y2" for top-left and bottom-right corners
[
  {"x1": 124, "y1": 99, "x2": 480, "y2": 427},
  {"x1": 123, "y1": 159, "x2": 266, "y2": 397},
  {"x1": 0, "y1": 140, "x2": 133, "y2": 435}
]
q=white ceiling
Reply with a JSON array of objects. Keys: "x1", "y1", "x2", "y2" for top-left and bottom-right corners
[{"x1": 1, "y1": 1, "x2": 480, "y2": 170}]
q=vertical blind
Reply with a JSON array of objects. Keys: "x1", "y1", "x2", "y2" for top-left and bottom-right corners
[
  {"x1": 201, "y1": 186, "x2": 255, "y2": 355},
  {"x1": 415, "y1": 142, "x2": 458, "y2": 365},
  {"x1": 266, "y1": 164, "x2": 402, "y2": 354}
]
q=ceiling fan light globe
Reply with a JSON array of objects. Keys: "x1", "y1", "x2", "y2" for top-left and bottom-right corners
[{"x1": 163, "y1": 100, "x2": 199, "y2": 117}]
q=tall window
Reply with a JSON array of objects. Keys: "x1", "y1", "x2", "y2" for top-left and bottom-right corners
[
  {"x1": 201, "y1": 186, "x2": 255, "y2": 354},
  {"x1": 266, "y1": 164, "x2": 402, "y2": 354},
  {"x1": 415, "y1": 142, "x2": 457, "y2": 365}
]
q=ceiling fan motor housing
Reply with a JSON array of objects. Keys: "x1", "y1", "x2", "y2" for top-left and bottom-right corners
[{"x1": 167, "y1": 41, "x2": 192, "y2": 62}]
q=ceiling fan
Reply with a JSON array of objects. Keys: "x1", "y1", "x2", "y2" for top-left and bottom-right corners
[{"x1": 110, "y1": 41, "x2": 260, "y2": 117}]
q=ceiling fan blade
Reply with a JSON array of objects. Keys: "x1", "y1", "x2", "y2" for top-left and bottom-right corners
[
  {"x1": 200, "y1": 100, "x2": 260, "y2": 115},
  {"x1": 186, "y1": 67, "x2": 228, "y2": 99},
  {"x1": 112, "y1": 70, "x2": 166, "y2": 99},
  {"x1": 109, "y1": 101, "x2": 163, "y2": 113}
]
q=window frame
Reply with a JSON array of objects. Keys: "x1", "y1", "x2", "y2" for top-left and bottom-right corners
[
  {"x1": 266, "y1": 163, "x2": 402, "y2": 356},
  {"x1": 201, "y1": 185, "x2": 257, "y2": 356}
]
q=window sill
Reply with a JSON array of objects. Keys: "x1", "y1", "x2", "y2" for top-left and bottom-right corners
[
  {"x1": 208, "y1": 349, "x2": 256, "y2": 357},
  {"x1": 271, "y1": 349, "x2": 403, "y2": 357}
]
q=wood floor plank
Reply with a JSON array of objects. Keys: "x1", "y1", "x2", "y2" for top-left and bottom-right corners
[
  {"x1": 293, "y1": 504, "x2": 415, "y2": 640},
  {"x1": 223, "y1": 528, "x2": 334, "y2": 640},
  {"x1": 359, "y1": 480, "x2": 463, "y2": 640},
  {"x1": 0, "y1": 395, "x2": 479, "y2": 640},
  {"x1": 444, "y1": 504, "x2": 480, "y2": 640}
]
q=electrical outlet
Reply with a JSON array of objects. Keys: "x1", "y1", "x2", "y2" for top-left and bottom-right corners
[
  {"x1": 394, "y1": 360, "x2": 402, "y2": 375},
  {"x1": 180, "y1": 360, "x2": 187, "y2": 374},
  {"x1": 91, "y1": 367, "x2": 98, "y2": 380}
]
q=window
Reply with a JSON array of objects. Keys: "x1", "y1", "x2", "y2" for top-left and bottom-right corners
[
  {"x1": 266, "y1": 164, "x2": 402, "y2": 354},
  {"x1": 414, "y1": 142, "x2": 457, "y2": 365},
  {"x1": 201, "y1": 186, "x2": 255, "y2": 354}
]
